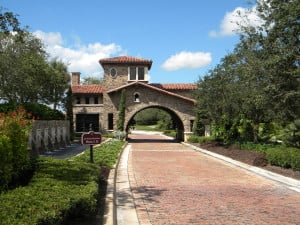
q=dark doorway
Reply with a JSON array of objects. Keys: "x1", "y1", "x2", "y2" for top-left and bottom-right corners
[
  {"x1": 108, "y1": 113, "x2": 114, "y2": 130},
  {"x1": 76, "y1": 114, "x2": 99, "y2": 132}
]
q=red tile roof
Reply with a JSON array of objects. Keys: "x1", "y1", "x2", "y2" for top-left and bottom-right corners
[
  {"x1": 150, "y1": 83, "x2": 197, "y2": 90},
  {"x1": 72, "y1": 85, "x2": 103, "y2": 94},
  {"x1": 99, "y1": 56, "x2": 152, "y2": 69},
  {"x1": 106, "y1": 82, "x2": 196, "y2": 104}
]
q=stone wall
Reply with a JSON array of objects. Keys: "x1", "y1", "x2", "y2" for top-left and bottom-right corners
[{"x1": 29, "y1": 120, "x2": 70, "y2": 156}]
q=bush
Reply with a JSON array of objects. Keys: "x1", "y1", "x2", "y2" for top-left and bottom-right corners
[
  {"x1": 266, "y1": 147, "x2": 300, "y2": 170},
  {"x1": 0, "y1": 103, "x2": 65, "y2": 120},
  {"x1": 187, "y1": 135, "x2": 215, "y2": 144},
  {"x1": 0, "y1": 139, "x2": 125, "y2": 225},
  {"x1": 239, "y1": 142, "x2": 278, "y2": 153},
  {"x1": 163, "y1": 130, "x2": 176, "y2": 138},
  {"x1": 188, "y1": 135, "x2": 201, "y2": 143},
  {"x1": 0, "y1": 158, "x2": 99, "y2": 225},
  {"x1": 0, "y1": 107, "x2": 33, "y2": 192},
  {"x1": 113, "y1": 130, "x2": 127, "y2": 141},
  {"x1": 0, "y1": 135, "x2": 13, "y2": 190}
]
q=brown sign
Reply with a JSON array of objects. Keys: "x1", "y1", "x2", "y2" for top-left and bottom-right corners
[{"x1": 81, "y1": 131, "x2": 102, "y2": 145}]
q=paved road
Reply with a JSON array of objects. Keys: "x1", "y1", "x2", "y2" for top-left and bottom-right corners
[{"x1": 126, "y1": 133, "x2": 300, "y2": 225}]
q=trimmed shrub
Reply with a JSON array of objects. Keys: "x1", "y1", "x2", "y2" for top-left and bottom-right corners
[
  {"x1": 0, "y1": 139, "x2": 125, "y2": 225},
  {"x1": 266, "y1": 147, "x2": 300, "y2": 170},
  {"x1": 0, "y1": 158, "x2": 99, "y2": 225},
  {"x1": 188, "y1": 135, "x2": 201, "y2": 143},
  {"x1": 187, "y1": 135, "x2": 215, "y2": 144}
]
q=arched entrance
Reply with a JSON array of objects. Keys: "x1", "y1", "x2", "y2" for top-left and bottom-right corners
[{"x1": 125, "y1": 105, "x2": 185, "y2": 141}]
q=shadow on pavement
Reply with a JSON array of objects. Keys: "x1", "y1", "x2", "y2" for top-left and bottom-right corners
[{"x1": 127, "y1": 138, "x2": 176, "y2": 143}]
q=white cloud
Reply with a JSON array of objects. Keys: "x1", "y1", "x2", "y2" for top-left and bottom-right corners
[
  {"x1": 161, "y1": 51, "x2": 212, "y2": 71},
  {"x1": 33, "y1": 30, "x2": 123, "y2": 77},
  {"x1": 209, "y1": 6, "x2": 264, "y2": 37}
]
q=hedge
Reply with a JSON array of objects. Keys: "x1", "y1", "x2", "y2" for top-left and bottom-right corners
[
  {"x1": 266, "y1": 147, "x2": 300, "y2": 170},
  {"x1": 0, "y1": 140, "x2": 124, "y2": 225}
]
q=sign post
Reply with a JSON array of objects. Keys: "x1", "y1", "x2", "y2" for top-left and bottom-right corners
[{"x1": 81, "y1": 131, "x2": 102, "y2": 163}]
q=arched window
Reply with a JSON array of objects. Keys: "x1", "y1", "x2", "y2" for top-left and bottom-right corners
[{"x1": 134, "y1": 93, "x2": 140, "y2": 102}]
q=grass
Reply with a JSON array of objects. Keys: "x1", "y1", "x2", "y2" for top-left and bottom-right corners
[{"x1": 134, "y1": 124, "x2": 159, "y2": 131}]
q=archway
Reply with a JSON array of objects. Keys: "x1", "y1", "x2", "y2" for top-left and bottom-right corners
[{"x1": 125, "y1": 105, "x2": 185, "y2": 141}]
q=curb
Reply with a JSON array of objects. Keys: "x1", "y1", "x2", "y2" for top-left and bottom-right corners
[
  {"x1": 103, "y1": 142, "x2": 127, "y2": 225},
  {"x1": 103, "y1": 142, "x2": 140, "y2": 225},
  {"x1": 182, "y1": 142, "x2": 300, "y2": 193}
]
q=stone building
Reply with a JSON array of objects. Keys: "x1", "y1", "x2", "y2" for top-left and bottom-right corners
[{"x1": 71, "y1": 56, "x2": 197, "y2": 141}]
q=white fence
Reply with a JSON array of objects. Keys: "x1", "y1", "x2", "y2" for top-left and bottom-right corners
[{"x1": 29, "y1": 120, "x2": 70, "y2": 156}]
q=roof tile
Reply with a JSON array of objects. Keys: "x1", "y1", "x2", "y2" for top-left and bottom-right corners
[
  {"x1": 99, "y1": 56, "x2": 152, "y2": 69},
  {"x1": 150, "y1": 83, "x2": 197, "y2": 90},
  {"x1": 72, "y1": 85, "x2": 103, "y2": 94}
]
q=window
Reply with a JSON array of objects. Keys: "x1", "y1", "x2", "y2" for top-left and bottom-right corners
[
  {"x1": 129, "y1": 67, "x2": 136, "y2": 80},
  {"x1": 138, "y1": 67, "x2": 144, "y2": 80},
  {"x1": 110, "y1": 68, "x2": 117, "y2": 77},
  {"x1": 134, "y1": 93, "x2": 140, "y2": 102},
  {"x1": 108, "y1": 113, "x2": 114, "y2": 130},
  {"x1": 94, "y1": 96, "x2": 98, "y2": 104},
  {"x1": 128, "y1": 67, "x2": 147, "y2": 81},
  {"x1": 76, "y1": 97, "x2": 80, "y2": 104},
  {"x1": 85, "y1": 97, "x2": 89, "y2": 104}
]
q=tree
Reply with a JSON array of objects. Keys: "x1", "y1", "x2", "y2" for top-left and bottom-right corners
[
  {"x1": 241, "y1": 0, "x2": 300, "y2": 122},
  {"x1": 117, "y1": 89, "x2": 126, "y2": 131},
  {"x1": 0, "y1": 9, "x2": 70, "y2": 110},
  {"x1": 64, "y1": 86, "x2": 74, "y2": 140},
  {"x1": 194, "y1": 0, "x2": 299, "y2": 144},
  {"x1": 42, "y1": 59, "x2": 70, "y2": 110},
  {"x1": 0, "y1": 7, "x2": 23, "y2": 33},
  {"x1": 0, "y1": 31, "x2": 49, "y2": 103},
  {"x1": 82, "y1": 76, "x2": 103, "y2": 85}
]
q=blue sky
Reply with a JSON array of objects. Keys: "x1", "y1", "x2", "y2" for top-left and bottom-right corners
[{"x1": 0, "y1": 0, "x2": 260, "y2": 84}]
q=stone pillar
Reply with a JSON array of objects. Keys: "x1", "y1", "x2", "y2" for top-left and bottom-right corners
[{"x1": 71, "y1": 72, "x2": 81, "y2": 85}]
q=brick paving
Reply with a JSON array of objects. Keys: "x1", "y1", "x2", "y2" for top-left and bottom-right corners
[{"x1": 127, "y1": 133, "x2": 300, "y2": 225}]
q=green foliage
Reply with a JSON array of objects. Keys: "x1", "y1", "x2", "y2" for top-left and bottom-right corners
[
  {"x1": 0, "y1": 139, "x2": 124, "y2": 224},
  {"x1": 238, "y1": 141, "x2": 300, "y2": 171},
  {"x1": 239, "y1": 142, "x2": 277, "y2": 153},
  {"x1": 266, "y1": 147, "x2": 300, "y2": 170},
  {"x1": 82, "y1": 76, "x2": 103, "y2": 84},
  {"x1": 0, "y1": 12, "x2": 70, "y2": 107},
  {"x1": 0, "y1": 107, "x2": 33, "y2": 192},
  {"x1": 0, "y1": 135, "x2": 13, "y2": 190},
  {"x1": 74, "y1": 140, "x2": 124, "y2": 168},
  {"x1": 0, "y1": 31, "x2": 48, "y2": 103},
  {"x1": 41, "y1": 59, "x2": 70, "y2": 110},
  {"x1": 117, "y1": 89, "x2": 126, "y2": 131},
  {"x1": 0, "y1": 8, "x2": 21, "y2": 32},
  {"x1": 65, "y1": 87, "x2": 74, "y2": 140},
  {"x1": 0, "y1": 158, "x2": 99, "y2": 225},
  {"x1": 282, "y1": 119, "x2": 300, "y2": 147},
  {"x1": 163, "y1": 130, "x2": 176, "y2": 138},
  {"x1": 195, "y1": 0, "x2": 300, "y2": 145},
  {"x1": 0, "y1": 103, "x2": 65, "y2": 120},
  {"x1": 188, "y1": 135, "x2": 215, "y2": 144},
  {"x1": 134, "y1": 108, "x2": 173, "y2": 130}
]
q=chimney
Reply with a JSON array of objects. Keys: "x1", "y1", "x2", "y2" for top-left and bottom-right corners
[{"x1": 71, "y1": 72, "x2": 80, "y2": 85}]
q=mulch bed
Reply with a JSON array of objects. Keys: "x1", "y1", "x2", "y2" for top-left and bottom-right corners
[{"x1": 189, "y1": 141, "x2": 300, "y2": 181}]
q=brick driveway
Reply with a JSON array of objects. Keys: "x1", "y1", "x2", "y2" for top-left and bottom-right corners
[{"x1": 127, "y1": 133, "x2": 300, "y2": 225}]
